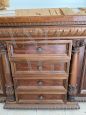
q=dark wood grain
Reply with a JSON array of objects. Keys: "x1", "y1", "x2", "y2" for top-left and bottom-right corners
[
  {"x1": 11, "y1": 60, "x2": 69, "y2": 75},
  {"x1": 0, "y1": 14, "x2": 86, "y2": 109},
  {"x1": 16, "y1": 94, "x2": 65, "y2": 104}
]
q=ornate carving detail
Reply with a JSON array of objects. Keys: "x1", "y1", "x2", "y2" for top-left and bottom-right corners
[
  {"x1": 0, "y1": 27, "x2": 86, "y2": 38},
  {"x1": 68, "y1": 85, "x2": 77, "y2": 101},
  {"x1": 0, "y1": 41, "x2": 7, "y2": 51},
  {"x1": 1, "y1": 49, "x2": 15, "y2": 102},
  {"x1": 6, "y1": 85, "x2": 15, "y2": 101},
  {"x1": 68, "y1": 40, "x2": 81, "y2": 101},
  {"x1": 68, "y1": 85, "x2": 77, "y2": 95},
  {"x1": 79, "y1": 40, "x2": 85, "y2": 47},
  {"x1": 72, "y1": 40, "x2": 85, "y2": 53}
]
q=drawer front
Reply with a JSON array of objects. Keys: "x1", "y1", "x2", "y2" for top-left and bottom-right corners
[
  {"x1": 14, "y1": 78, "x2": 67, "y2": 88},
  {"x1": 16, "y1": 93, "x2": 65, "y2": 103},
  {"x1": 16, "y1": 86, "x2": 66, "y2": 92},
  {"x1": 11, "y1": 60, "x2": 70, "y2": 75},
  {"x1": 7, "y1": 40, "x2": 72, "y2": 58}
]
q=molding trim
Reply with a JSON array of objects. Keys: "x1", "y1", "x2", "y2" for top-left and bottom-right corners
[
  {"x1": 74, "y1": 97, "x2": 86, "y2": 102},
  {"x1": 0, "y1": 26, "x2": 86, "y2": 38},
  {"x1": 0, "y1": 16, "x2": 86, "y2": 24},
  {"x1": 0, "y1": 96, "x2": 6, "y2": 102},
  {"x1": 4, "y1": 102, "x2": 80, "y2": 109}
]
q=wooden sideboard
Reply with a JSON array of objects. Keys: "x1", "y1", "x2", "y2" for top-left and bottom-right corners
[{"x1": 0, "y1": 8, "x2": 86, "y2": 109}]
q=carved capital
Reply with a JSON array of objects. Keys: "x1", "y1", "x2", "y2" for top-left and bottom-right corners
[
  {"x1": 79, "y1": 40, "x2": 85, "y2": 47},
  {"x1": 0, "y1": 41, "x2": 6, "y2": 51},
  {"x1": 72, "y1": 40, "x2": 80, "y2": 53},
  {"x1": 72, "y1": 40, "x2": 85, "y2": 53}
]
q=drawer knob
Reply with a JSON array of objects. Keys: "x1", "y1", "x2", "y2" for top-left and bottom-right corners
[
  {"x1": 39, "y1": 95, "x2": 44, "y2": 100},
  {"x1": 37, "y1": 81, "x2": 43, "y2": 86},
  {"x1": 37, "y1": 47, "x2": 43, "y2": 53},
  {"x1": 38, "y1": 66, "x2": 42, "y2": 71}
]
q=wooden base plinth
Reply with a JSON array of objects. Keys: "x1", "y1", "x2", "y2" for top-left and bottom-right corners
[
  {"x1": 74, "y1": 97, "x2": 86, "y2": 102},
  {"x1": 0, "y1": 96, "x2": 6, "y2": 103},
  {"x1": 4, "y1": 102, "x2": 80, "y2": 109}
]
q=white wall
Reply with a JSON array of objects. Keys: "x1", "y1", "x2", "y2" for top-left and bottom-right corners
[{"x1": 0, "y1": 0, "x2": 86, "y2": 16}]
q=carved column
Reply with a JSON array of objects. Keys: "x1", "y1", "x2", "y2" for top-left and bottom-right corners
[
  {"x1": 0, "y1": 42, "x2": 15, "y2": 102},
  {"x1": 68, "y1": 40, "x2": 85, "y2": 101}
]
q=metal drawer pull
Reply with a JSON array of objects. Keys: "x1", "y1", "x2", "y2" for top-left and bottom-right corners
[
  {"x1": 36, "y1": 47, "x2": 43, "y2": 53},
  {"x1": 38, "y1": 95, "x2": 44, "y2": 100},
  {"x1": 38, "y1": 66, "x2": 42, "y2": 71},
  {"x1": 37, "y1": 81, "x2": 43, "y2": 86}
]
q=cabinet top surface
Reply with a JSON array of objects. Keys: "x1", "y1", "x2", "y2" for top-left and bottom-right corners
[
  {"x1": 0, "y1": 8, "x2": 86, "y2": 40},
  {"x1": 0, "y1": 8, "x2": 86, "y2": 24},
  {"x1": 15, "y1": 8, "x2": 86, "y2": 16}
]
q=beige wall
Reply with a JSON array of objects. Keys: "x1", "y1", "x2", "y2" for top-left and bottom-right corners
[{"x1": 0, "y1": 0, "x2": 9, "y2": 10}]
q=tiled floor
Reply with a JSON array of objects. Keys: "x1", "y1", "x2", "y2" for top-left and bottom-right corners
[{"x1": 0, "y1": 103, "x2": 86, "y2": 115}]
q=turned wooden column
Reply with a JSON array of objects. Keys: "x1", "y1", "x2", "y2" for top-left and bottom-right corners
[
  {"x1": 68, "y1": 40, "x2": 84, "y2": 101},
  {"x1": 0, "y1": 42, "x2": 15, "y2": 102}
]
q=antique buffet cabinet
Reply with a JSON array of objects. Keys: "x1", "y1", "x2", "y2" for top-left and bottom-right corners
[{"x1": 0, "y1": 8, "x2": 86, "y2": 109}]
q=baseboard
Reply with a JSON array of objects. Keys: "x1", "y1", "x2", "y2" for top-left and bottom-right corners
[
  {"x1": 4, "y1": 102, "x2": 80, "y2": 109},
  {"x1": 74, "y1": 96, "x2": 86, "y2": 102},
  {"x1": 0, "y1": 96, "x2": 6, "y2": 103}
]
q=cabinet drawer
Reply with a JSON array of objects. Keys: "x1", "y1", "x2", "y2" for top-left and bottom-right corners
[
  {"x1": 15, "y1": 83, "x2": 67, "y2": 104},
  {"x1": 13, "y1": 74, "x2": 68, "y2": 79},
  {"x1": 14, "y1": 78, "x2": 67, "y2": 88},
  {"x1": 7, "y1": 40, "x2": 72, "y2": 58},
  {"x1": 16, "y1": 93, "x2": 65, "y2": 104},
  {"x1": 15, "y1": 86, "x2": 67, "y2": 94},
  {"x1": 11, "y1": 60, "x2": 70, "y2": 75}
]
